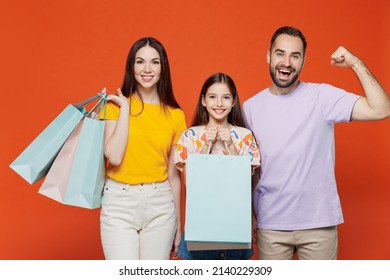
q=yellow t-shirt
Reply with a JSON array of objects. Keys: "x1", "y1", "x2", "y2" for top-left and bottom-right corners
[{"x1": 101, "y1": 96, "x2": 187, "y2": 184}]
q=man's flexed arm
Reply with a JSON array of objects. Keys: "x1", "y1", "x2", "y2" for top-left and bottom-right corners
[{"x1": 331, "y1": 46, "x2": 390, "y2": 121}]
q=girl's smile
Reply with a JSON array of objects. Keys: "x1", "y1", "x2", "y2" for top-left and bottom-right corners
[{"x1": 202, "y1": 82, "x2": 235, "y2": 126}]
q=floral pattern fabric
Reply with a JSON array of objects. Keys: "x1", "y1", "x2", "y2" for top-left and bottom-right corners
[{"x1": 174, "y1": 125, "x2": 260, "y2": 171}]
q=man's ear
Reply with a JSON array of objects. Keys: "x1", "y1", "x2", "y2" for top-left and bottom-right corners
[{"x1": 266, "y1": 50, "x2": 270, "y2": 64}]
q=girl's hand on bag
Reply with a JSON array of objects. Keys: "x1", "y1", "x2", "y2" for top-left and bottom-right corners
[
  {"x1": 217, "y1": 128, "x2": 233, "y2": 146},
  {"x1": 204, "y1": 127, "x2": 218, "y2": 146},
  {"x1": 107, "y1": 88, "x2": 129, "y2": 110}
]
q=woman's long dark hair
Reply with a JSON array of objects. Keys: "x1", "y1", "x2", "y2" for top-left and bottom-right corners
[
  {"x1": 191, "y1": 73, "x2": 245, "y2": 127},
  {"x1": 121, "y1": 37, "x2": 181, "y2": 112}
]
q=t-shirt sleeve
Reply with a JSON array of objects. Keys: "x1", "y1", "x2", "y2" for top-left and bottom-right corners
[
  {"x1": 174, "y1": 127, "x2": 202, "y2": 172},
  {"x1": 240, "y1": 130, "x2": 260, "y2": 167},
  {"x1": 318, "y1": 84, "x2": 360, "y2": 123},
  {"x1": 172, "y1": 109, "x2": 187, "y2": 145}
]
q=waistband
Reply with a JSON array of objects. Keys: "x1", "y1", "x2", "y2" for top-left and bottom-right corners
[{"x1": 105, "y1": 178, "x2": 170, "y2": 191}]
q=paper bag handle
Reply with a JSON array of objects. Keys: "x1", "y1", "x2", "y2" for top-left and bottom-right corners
[
  {"x1": 74, "y1": 94, "x2": 101, "y2": 108},
  {"x1": 207, "y1": 140, "x2": 232, "y2": 155},
  {"x1": 85, "y1": 93, "x2": 107, "y2": 119}
]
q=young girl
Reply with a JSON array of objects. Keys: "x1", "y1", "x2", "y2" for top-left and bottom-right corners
[
  {"x1": 100, "y1": 37, "x2": 187, "y2": 260},
  {"x1": 174, "y1": 73, "x2": 260, "y2": 260}
]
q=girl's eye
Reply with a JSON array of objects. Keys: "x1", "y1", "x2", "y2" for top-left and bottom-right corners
[
  {"x1": 208, "y1": 95, "x2": 215, "y2": 99},
  {"x1": 224, "y1": 96, "x2": 232, "y2": 100},
  {"x1": 152, "y1": 60, "x2": 160, "y2": 65},
  {"x1": 136, "y1": 60, "x2": 144, "y2": 64}
]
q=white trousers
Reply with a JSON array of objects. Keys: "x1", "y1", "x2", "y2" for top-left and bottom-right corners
[{"x1": 100, "y1": 178, "x2": 177, "y2": 260}]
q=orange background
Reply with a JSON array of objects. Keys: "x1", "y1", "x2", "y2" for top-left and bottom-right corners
[{"x1": 1, "y1": 0, "x2": 389, "y2": 260}]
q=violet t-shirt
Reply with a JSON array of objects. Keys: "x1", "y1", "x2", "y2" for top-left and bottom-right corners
[{"x1": 243, "y1": 82, "x2": 360, "y2": 230}]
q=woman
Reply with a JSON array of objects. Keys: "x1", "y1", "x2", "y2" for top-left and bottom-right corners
[{"x1": 100, "y1": 37, "x2": 186, "y2": 260}]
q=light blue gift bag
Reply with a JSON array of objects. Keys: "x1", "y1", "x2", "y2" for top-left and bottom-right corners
[
  {"x1": 9, "y1": 94, "x2": 104, "y2": 185},
  {"x1": 61, "y1": 97, "x2": 107, "y2": 209},
  {"x1": 185, "y1": 152, "x2": 252, "y2": 250}
]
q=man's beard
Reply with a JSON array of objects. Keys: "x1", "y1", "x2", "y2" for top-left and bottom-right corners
[{"x1": 269, "y1": 66, "x2": 301, "y2": 88}]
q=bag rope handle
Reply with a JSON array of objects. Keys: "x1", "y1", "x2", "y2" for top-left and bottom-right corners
[
  {"x1": 207, "y1": 140, "x2": 232, "y2": 155},
  {"x1": 83, "y1": 89, "x2": 107, "y2": 119}
]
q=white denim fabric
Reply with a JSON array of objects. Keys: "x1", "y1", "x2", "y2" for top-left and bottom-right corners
[{"x1": 100, "y1": 178, "x2": 176, "y2": 260}]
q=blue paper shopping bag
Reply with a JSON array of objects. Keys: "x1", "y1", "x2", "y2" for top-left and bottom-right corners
[
  {"x1": 185, "y1": 154, "x2": 252, "y2": 250},
  {"x1": 9, "y1": 94, "x2": 104, "y2": 184},
  {"x1": 63, "y1": 116, "x2": 106, "y2": 209},
  {"x1": 63, "y1": 97, "x2": 106, "y2": 209},
  {"x1": 39, "y1": 96, "x2": 107, "y2": 209}
]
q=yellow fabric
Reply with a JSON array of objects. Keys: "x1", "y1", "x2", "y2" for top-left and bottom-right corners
[{"x1": 100, "y1": 95, "x2": 187, "y2": 184}]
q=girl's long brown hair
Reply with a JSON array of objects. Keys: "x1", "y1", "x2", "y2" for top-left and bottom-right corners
[{"x1": 191, "y1": 73, "x2": 245, "y2": 127}]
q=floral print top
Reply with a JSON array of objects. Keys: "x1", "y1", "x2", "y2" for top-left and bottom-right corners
[{"x1": 174, "y1": 125, "x2": 260, "y2": 171}]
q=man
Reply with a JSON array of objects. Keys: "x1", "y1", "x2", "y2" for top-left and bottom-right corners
[{"x1": 243, "y1": 26, "x2": 390, "y2": 260}]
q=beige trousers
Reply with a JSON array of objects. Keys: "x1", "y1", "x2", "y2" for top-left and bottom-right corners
[
  {"x1": 257, "y1": 226, "x2": 338, "y2": 260},
  {"x1": 100, "y1": 179, "x2": 176, "y2": 260}
]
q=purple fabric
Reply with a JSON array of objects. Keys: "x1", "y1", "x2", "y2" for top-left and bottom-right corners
[{"x1": 243, "y1": 82, "x2": 360, "y2": 230}]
